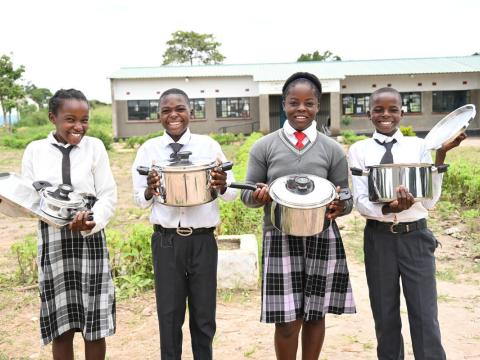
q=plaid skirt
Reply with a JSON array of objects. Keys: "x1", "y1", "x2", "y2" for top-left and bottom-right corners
[
  {"x1": 37, "y1": 221, "x2": 116, "y2": 345},
  {"x1": 261, "y1": 221, "x2": 356, "y2": 323}
]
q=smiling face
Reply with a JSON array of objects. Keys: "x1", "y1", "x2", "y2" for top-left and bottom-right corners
[
  {"x1": 283, "y1": 82, "x2": 319, "y2": 131},
  {"x1": 49, "y1": 99, "x2": 89, "y2": 145},
  {"x1": 159, "y1": 94, "x2": 191, "y2": 141},
  {"x1": 368, "y1": 91, "x2": 403, "y2": 136}
]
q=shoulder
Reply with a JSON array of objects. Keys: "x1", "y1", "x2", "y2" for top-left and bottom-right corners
[
  {"x1": 316, "y1": 132, "x2": 345, "y2": 154},
  {"x1": 191, "y1": 133, "x2": 220, "y2": 147},
  {"x1": 348, "y1": 137, "x2": 372, "y2": 156},
  {"x1": 138, "y1": 136, "x2": 162, "y2": 151},
  {"x1": 25, "y1": 137, "x2": 49, "y2": 150},
  {"x1": 251, "y1": 131, "x2": 279, "y2": 149},
  {"x1": 83, "y1": 135, "x2": 106, "y2": 150}
]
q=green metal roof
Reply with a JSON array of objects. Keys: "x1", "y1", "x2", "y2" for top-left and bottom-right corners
[{"x1": 109, "y1": 56, "x2": 480, "y2": 81}]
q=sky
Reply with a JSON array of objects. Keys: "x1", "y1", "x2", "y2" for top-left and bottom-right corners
[{"x1": 1, "y1": 0, "x2": 479, "y2": 103}]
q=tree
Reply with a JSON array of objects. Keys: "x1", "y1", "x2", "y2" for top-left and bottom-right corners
[
  {"x1": 162, "y1": 31, "x2": 226, "y2": 65},
  {"x1": 25, "y1": 83, "x2": 52, "y2": 109},
  {"x1": 0, "y1": 54, "x2": 25, "y2": 132},
  {"x1": 297, "y1": 50, "x2": 341, "y2": 62}
]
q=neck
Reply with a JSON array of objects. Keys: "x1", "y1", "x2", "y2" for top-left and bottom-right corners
[
  {"x1": 53, "y1": 132, "x2": 67, "y2": 144},
  {"x1": 167, "y1": 129, "x2": 187, "y2": 142}
]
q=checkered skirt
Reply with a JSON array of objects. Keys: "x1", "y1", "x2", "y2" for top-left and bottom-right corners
[
  {"x1": 37, "y1": 221, "x2": 116, "y2": 345},
  {"x1": 261, "y1": 221, "x2": 356, "y2": 323}
]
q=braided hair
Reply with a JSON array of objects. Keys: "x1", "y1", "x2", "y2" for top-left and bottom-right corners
[
  {"x1": 282, "y1": 72, "x2": 322, "y2": 103},
  {"x1": 48, "y1": 89, "x2": 89, "y2": 115},
  {"x1": 159, "y1": 88, "x2": 190, "y2": 107},
  {"x1": 369, "y1": 87, "x2": 402, "y2": 109}
]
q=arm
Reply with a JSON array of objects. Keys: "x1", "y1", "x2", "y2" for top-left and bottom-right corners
[
  {"x1": 211, "y1": 141, "x2": 237, "y2": 202},
  {"x1": 131, "y1": 143, "x2": 155, "y2": 209},
  {"x1": 326, "y1": 144, "x2": 352, "y2": 218},
  {"x1": 240, "y1": 142, "x2": 269, "y2": 208}
]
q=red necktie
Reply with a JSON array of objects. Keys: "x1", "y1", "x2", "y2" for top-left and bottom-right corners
[{"x1": 294, "y1": 131, "x2": 306, "y2": 149}]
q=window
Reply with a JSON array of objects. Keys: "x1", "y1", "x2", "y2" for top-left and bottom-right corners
[
  {"x1": 127, "y1": 100, "x2": 159, "y2": 120},
  {"x1": 401, "y1": 92, "x2": 421, "y2": 113},
  {"x1": 216, "y1": 98, "x2": 251, "y2": 118},
  {"x1": 342, "y1": 94, "x2": 370, "y2": 115},
  {"x1": 190, "y1": 98, "x2": 205, "y2": 119},
  {"x1": 432, "y1": 91, "x2": 470, "y2": 112}
]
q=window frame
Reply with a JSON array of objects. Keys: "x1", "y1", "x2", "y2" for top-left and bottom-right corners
[
  {"x1": 215, "y1": 97, "x2": 251, "y2": 119},
  {"x1": 432, "y1": 90, "x2": 470, "y2": 113},
  {"x1": 189, "y1": 98, "x2": 206, "y2": 120},
  {"x1": 400, "y1": 92, "x2": 422, "y2": 114},
  {"x1": 342, "y1": 94, "x2": 371, "y2": 116},
  {"x1": 127, "y1": 99, "x2": 159, "y2": 121}
]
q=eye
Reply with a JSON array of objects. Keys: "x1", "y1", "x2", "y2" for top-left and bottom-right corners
[
  {"x1": 288, "y1": 101, "x2": 299, "y2": 107},
  {"x1": 161, "y1": 109, "x2": 171, "y2": 115},
  {"x1": 305, "y1": 102, "x2": 317, "y2": 108}
]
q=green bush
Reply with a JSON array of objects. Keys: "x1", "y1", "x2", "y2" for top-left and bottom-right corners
[
  {"x1": 88, "y1": 127, "x2": 113, "y2": 150},
  {"x1": 11, "y1": 234, "x2": 38, "y2": 285},
  {"x1": 16, "y1": 109, "x2": 49, "y2": 127},
  {"x1": 210, "y1": 132, "x2": 244, "y2": 145},
  {"x1": 443, "y1": 159, "x2": 480, "y2": 207},
  {"x1": 341, "y1": 115, "x2": 352, "y2": 127},
  {"x1": 340, "y1": 130, "x2": 367, "y2": 145},
  {"x1": 400, "y1": 125, "x2": 416, "y2": 136}
]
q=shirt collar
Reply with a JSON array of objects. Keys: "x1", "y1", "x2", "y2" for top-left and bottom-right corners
[
  {"x1": 47, "y1": 131, "x2": 84, "y2": 148},
  {"x1": 373, "y1": 129, "x2": 403, "y2": 143},
  {"x1": 283, "y1": 120, "x2": 318, "y2": 142},
  {"x1": 161, "y1": 128, "x2": 191, "y2": 146}
]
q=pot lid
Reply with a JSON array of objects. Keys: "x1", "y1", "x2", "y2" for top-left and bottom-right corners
[
  {"x1": 43, "y1": 184, "x2": 85, "y2": 207},
  {"x1": 269, "y1": 174, "x2": 336, "y2": 209},
  {"x1": 424, "y1": 104, "x2": 476, "y2": 150},
  {"x1": 157, "y1": 151, "x2": 216, "y2": 172}
]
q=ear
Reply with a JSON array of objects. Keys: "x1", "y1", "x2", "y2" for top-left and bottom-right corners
[
  {"x1": 400, "y1": 109, "x2": 404, "y2": 117},
  {"x1": 190, "y1": 108, "x2": 194, "y2": 118},
  {"x1": 367, "y1": 110, "x2": 371, "y2": 119},
  {"x1": 282, "y1": 101, "x2": 286, "y2": 112},
  {"x1": 48, "y1": 112, "x2": 56, "y2": 125}
]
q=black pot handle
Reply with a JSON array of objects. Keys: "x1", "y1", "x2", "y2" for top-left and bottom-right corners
[
  {"x1": 218, "y1": 161, "x2": 233, "y2": 172},
  {"x1": 350, "y1": 167, "x2": 366, "y2": 176},
  {"x1": 436, "y1": 164, "x2": 449, "y2": 174},
  {"x1": 228, "y1": 182, "x2": 258, "y2": 191},
  {"x1": 136, "y1": 166, "x2": 150, "y2": 176},
  {"x1": 32, "y1": 180, "x2": 52, "y2": 192}
]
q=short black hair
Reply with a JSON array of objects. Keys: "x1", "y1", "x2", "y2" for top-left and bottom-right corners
[
  {"x1": 48, "y1": 89, "x2": 88, "y2": 115},
  {"x1": 369, "y1": 87, "x2": 402, "y2": 109},
  {"x1": 282, "y1": 72, "x2": 322, "y2": 102},
  {"x1": 159, "y1": 88, "x2": 190, "y2": 106}
]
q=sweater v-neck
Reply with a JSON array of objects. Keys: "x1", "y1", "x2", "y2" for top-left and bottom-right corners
[{"x1": 278, "y1": 129, "x2": 317, "y2": 155}]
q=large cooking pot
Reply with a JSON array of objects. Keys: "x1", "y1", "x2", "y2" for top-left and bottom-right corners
[
  {"x1": 137, "y1": 151, "x2": 256, "y2": 207},
  {"x1": 32, "y1": 181, "x2": 95, "y2": 220},
  {"x1": 269, "y1": 174, "x2": 347, "y2": 237},
  {"x1": 351, "y1": 164, "x2": 448, "y2": 203}
]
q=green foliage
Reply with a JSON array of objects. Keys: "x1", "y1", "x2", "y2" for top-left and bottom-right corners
[
  {"x1": 10, "y1": 234, "x2": 38, "y2": 285},
  {"x1": 400, "y1": 125, "x2": 416, "y2": 136},
  {"x1": 162, "y1": 30, "x2": 225, "y2": 65},
  {"x1": 124, "y1": 131, "x2": 164, "y2": 149},
  {"x1": 16, "y1": 108, "x2": 49, "y2": 127},
  {"x1": 297, "y1": 50, "x2": 341, "y2": 62},
  {"x1": 2, "y1": 125, "x2": 51, "y2": 148},
  {"x1": 341, "y1": 115, "x2": 352, "y2": 127},
  {"x1": 0, "y1": 54, "x2": 25, "y2": 131},
  {"x1": 89, "y1": 99, "x2": 108, "y2": 109},
  {"x1": 209, "y1": 132, "x2": 244, "y2": 145},
  {"x1": 340, "y1": 130, "x2": 367, "y2": 145},
  {"x1": 219, "y1": 132, "x2": 264, "y2": 235},
  {"x1": 442, "y1": 159, "x2": 480, "y2": 207},
  {"x1": 25, "y1": 84, "x2": 52, "y2": 109},
  {"x1": 88, "y1": 127, "x2": 113, "y2": 150},
  {"x1": 107, "y1": 224, "x2": 155, "y2": 299}
]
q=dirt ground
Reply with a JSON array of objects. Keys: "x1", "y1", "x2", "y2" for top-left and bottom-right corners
[{"x1": 0, "y1": 140, "x2": 479, "y2": 359}]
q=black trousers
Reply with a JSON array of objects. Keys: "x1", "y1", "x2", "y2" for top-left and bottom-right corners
[
  {"x1": 151, "y1": 229, "x2": 218, "y2": 360},
  {"x1": 364, "y1": 223, "x2": 446, "y2": 360}
]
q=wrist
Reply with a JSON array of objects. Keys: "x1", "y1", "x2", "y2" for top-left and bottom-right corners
[
  {"x1": 382, "y1": 203, "x2": 391, "y2": 215},
  {"x1": 144, "y1": 188, "x2": 153, "y2": 200}
]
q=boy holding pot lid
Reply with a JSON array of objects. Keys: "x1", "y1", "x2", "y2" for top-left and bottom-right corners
[
  {"x1": 348, "y1": 87, "x2": 465, "y2": 359},
  {"x1": 240, "y1": 72, "x2": 355, "y2": 359},
  {"x1": 21, "y1": 89, "x2": 117, "y2": 358},
  {"x1": 131, "y1": 88, "x2": 236, "y2": 359}
]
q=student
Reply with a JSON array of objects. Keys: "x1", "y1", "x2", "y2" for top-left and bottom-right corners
[
  {"x1": 21, "y1": 89, "x2": 117, "y2": 359},
  {"x1": 348, "y1": 87, "x2": 465, "y2": 359},
  {"x1": 131, "y1": 88, "x2": 236, "y2": 360},
  {"x1": 240, "y1": 72, "x2": 355, "y2": 360}
]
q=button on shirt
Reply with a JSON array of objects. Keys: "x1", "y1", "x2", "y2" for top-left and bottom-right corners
[
  {"x1": 21, "y1": 132, "x2": 117, "y2": 236},
  {"x1": 348, "y1": 129, "x2": 443, "y2": 222},
  {"x1": 283, "y1": 120, "x2": 318, "y2": 147},
  {"x1": 131, "y1": 129, "x2": 237, "y2": 228}
]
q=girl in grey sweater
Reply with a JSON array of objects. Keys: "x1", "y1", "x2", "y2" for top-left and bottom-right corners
[{"x1": 241, "y1": 72, "x2": 355, "y2": 359}]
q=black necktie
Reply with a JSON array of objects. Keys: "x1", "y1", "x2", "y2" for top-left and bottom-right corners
[
  {"x1": 374, "y1": 138, "x2": 397, "y2": 164},
  {"x1": 52, "y1": 144, "x2": 74, "y2": 185},
  {"x1": 169, "y1": 143, "x2": 183, "y2": 161}
]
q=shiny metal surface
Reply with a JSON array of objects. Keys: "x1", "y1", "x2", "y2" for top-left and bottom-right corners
[
  {"x1": 367, "y1": 164, "x2": 433, "y2": 202},
  {"x1": 38, "y1": 186, "x2": 86, "y2": 220},
  {"x1": 271, "y1": 203, "x2": 328, "y2": 237}
]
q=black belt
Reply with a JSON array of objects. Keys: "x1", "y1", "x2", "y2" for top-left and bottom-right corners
[
  {"x1": 153, "y1": 224, "x2": 215, "y2": 237},
  {"x1": 366, "y1": 218, "x2": 427, "y2": 234}
]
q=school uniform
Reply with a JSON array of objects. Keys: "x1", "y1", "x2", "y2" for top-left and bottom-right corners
[
  {"x1": 131, "y1": 129, "x2": 236, "y2": 360},
  {"x1": 21, "y1": 132, "x2": 117, "y2": 345},
  {"x1": 240, "y1": 121, "x2": 356, "y2": 324},
  {"x1": 348, "y1": 129, "x2": 446, "y2": 359}
]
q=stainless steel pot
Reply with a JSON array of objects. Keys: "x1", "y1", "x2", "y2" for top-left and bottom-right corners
[
  {"x1": 137, "y1": 151, "x2": 257, "y2": 207},
  {"x1": 351, "y1": 163, "x2": 448, "y2": 203},
  {"x1": 33, "y1": 181, "x2": 95, "y2": 220},
  {"x1": 269, "y1": 174, "x2": 340, "y2": 237}
]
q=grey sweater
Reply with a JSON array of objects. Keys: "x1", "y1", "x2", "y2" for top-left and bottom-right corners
[{"x1": 240, "y1": 129, "x2": 352, "y2": 230}]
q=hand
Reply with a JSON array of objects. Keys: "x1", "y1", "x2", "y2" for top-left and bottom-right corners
[
  {"x1": 69, "y1": 210, "x2": 95, "y2": 231},
  {"x1": 145, "y1": 169, "x2": 160, "y2": 200},
  {"x1": 252, "y1": 183, "x2": 271, "y2": 204},
  {"x1": 211, "y1": 163, "x2": 228, "y2": 194},
  {"x1": 435, "y1": 132, "x2": 467, "y2": 166},
  {"x1": 327, "y1": 186, "x2": 345, "y2": 220},
  {"x1": 384, "y1": 185, "x2": 415, "y2": 214}
]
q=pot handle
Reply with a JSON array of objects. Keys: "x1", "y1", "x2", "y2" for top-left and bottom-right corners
[
  {"x1": 228, "y1": 182, "x2": 258, "y2": 191},
  {"x1": 217, "y1": 161, "x2": 233, "y2": 172},
  {"x1": 32, "y1": 180, "x2": 52, "y2": 192},
  {"x1": 432, "y1": 164, "x2": 449, "y2": 174},
  {"x1": 136, "y1": 166, "x2": 150, "y2": 176},
  {"x1": 350, "y1": 167, "x2": 369, "y2": 176}
]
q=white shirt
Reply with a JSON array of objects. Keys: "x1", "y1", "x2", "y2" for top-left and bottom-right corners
[
  {"x1": 348, "y1": 129, "x2": 443, "y2": 222},
  {"x1": 283, "y1": 120, "x2": 318, "y2": 146},
  {"x1": 131, "y1": 129, "x2": 237, "y2": 228},
  {"x1": 21, "y1": 132, "x2": 117, "y2": 236}
]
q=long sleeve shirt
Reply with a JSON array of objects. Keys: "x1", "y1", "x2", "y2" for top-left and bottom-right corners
[
  {"x1": 131, "y1": 129, "x2": 237, "y2": 228},
  {"x1": 347, "y1": 129, "x2": 443, "y2": 222},
  {"x1": 21, "y1": 132, "x2": 117, "y2": 236}
]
